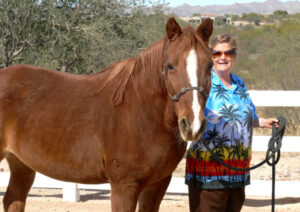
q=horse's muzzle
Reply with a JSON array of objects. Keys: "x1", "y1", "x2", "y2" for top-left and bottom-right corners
[{"x1": 178, "y1": 118, "x2": 206, "y2": 142}]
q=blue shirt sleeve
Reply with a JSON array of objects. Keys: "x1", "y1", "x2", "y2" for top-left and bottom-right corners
[{"x1": 251, "y1": 100, "x2": 258, "y2": 120}]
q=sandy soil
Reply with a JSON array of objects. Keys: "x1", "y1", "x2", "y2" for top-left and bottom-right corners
[
  {"x1": 1, "y1": 152, "x2": 300, "y2": 211},
  {"x1": 1, "y1": 187, "x2": 300, "y2": 212}
]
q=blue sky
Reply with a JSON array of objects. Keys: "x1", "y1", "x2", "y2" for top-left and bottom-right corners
[{"x1": 165, "y1": 0, "x2": 292, "y2": 7}]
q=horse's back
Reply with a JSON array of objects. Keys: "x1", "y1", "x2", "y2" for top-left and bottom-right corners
[
  {"x1": 0, "y1": 64, "x2": 105, "y2": 110},
  {"x1": 0, "y1": 64, "x2": 90, "y2": 95},
  {"x1": 0, "y1": 64, "x2": 95, "y2": 128},
  {"x1": 1, "y1": 64, "x2": 70, "y2": 102}
]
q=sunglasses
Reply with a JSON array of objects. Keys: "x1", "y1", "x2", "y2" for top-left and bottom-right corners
[{"x1": 212, "y1": 49, "x2": 236, "y2": 58}]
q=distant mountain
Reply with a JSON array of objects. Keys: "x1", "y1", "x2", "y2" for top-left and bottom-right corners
[{"x1": 165, "y1": 0, "x2": 300, "y2": 16}]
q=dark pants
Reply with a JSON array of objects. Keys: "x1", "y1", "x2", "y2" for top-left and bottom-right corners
[{"x1": 188, "y1": 186, "x2": 245, "y2": 212}]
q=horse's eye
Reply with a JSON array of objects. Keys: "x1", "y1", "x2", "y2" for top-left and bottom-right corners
[{"x1": 167, "y1": 64, "x2": 174, "y2": 71}]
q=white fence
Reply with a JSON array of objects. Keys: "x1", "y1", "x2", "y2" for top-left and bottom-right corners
[{"x1": 0, "y1": 91, "x2": 300, "y2": 202}]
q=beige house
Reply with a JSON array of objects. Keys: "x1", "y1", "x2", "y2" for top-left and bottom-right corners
[{"x1": 179, "y1": 15, "x2": 231, "y2": 25}]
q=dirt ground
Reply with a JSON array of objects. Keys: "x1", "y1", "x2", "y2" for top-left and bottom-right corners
[
  {"x1": 1, "y1": 152, "x2": 300, "y2": 212},
  {"x1": 1, "y1": 187, "x2": 300, "y2": 212}
]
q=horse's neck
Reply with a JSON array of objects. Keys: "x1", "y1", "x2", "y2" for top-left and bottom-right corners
[
  {"x1": 132, "y1": 41, "x2": 178, "y2": 133},
  {"x1": 91, "y1": 39, "x2": 178, "y2": 132},
  {"x1": 135, "y1": 39, "x2": 166, "y2": 96},
  {"x1": 91, "y1": 39, "x2": 165, "y2": 100}
]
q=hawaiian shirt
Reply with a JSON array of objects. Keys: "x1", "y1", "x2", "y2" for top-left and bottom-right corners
[{"x1": 185, "y1": 69, "x2": 258, "y2": 189}]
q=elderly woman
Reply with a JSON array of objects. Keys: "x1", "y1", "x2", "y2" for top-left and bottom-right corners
[{"x1": 185, "y1": 34, "x2": 279, "y2": 212}]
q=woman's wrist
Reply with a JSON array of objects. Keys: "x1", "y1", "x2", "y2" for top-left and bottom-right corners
[{"x1": 259, "y1": 118, "x2": 264, "y2": 128}]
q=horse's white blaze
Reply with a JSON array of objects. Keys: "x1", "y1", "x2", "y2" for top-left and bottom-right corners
[{"x1": 186, "y1": 49, "x2": 201, "y2": 136}]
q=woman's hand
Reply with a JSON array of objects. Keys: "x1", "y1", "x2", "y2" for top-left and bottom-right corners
[{"x1": 260, "y1": 118, "x2": 280, "y2": 129}]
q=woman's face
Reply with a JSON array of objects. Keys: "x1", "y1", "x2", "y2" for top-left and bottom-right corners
[{"x1": 212, "y1": 42, "x2": 235, "y2": 74}]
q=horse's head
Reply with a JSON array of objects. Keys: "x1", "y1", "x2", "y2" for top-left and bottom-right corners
[{"x1": 163, "y1": 17, "x2": 213, "y2": 142}]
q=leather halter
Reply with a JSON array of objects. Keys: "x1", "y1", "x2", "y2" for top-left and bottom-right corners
[{"x1": 162, "y1": 39, "x2": 208, "y2": 102}]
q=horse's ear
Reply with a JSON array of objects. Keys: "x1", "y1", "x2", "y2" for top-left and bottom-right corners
[
  {"x1": 197, "y1": 18, "x2": 213, "y2": 44},
  {"x1": 166, "y1": 17, "x2": 182, "y2": 40}
]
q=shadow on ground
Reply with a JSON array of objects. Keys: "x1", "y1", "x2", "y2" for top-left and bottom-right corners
[
  {"x1": 0, "y1": 189, "x2": 111, "y2": 202},
  {"x1": 244, "y1": 197, "x2": 300, "y2": 207}
]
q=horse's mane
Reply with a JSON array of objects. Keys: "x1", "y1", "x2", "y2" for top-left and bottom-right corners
[
  {"x1": 93, "y1": 58, "x2": 136, "y2": 105},
  {"x1": 93, "y1": 39, "x2": 166, "y2": 106},
  {"x1": 136, "y1": 39, "x2": 166, "y2": 94}
]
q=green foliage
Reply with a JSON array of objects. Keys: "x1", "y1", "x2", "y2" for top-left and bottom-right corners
[
  {"x1": 241, "y1": 12, "x2": 264, "y2": 26},
  {"x1": 0, "y1": 0, "x2": 167, "y2": 73},
  {"x1": 0, "y1": 0, "x2": 44, "y2": 67},
  {"x1": 273, "y1": 10, "x2": 288, "y2": 16},
  {"x1": 231, "y1": 20, "x2": 300, "y2": 90},
  {"x1": 214, "y1": 17, "x2": 227, "y2": 26},
  {"x1": 231, "y1": 15, "x2": 240, "y2": 22},
  {"x1": 267, "y1": 10, "x2": 289, "y2": 22},
  {"x1": 213, "y1": 24, "x2": 237, "y2": 38},
  {"x1": 215, "y1": 20, "x2": 300, "y2": 135},
  {"x1": 192, "y1": 13, "x2": 201, "y2": 17}
]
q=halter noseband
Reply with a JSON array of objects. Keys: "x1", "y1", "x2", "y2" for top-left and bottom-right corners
[{"x1": 162, "y1": 39, "x2": 208, "y2": 102}]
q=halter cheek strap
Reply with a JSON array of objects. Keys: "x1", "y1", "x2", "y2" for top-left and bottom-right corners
[
  {"x1": 170, "y1": 87, "x2": 207, "y2": 101},
  {"x1": 162, "y1": 39, "x2": 208, "y2": 102}
]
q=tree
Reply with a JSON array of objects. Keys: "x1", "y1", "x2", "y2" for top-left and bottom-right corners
[
  {"x1": 214, "y1": 17, "x2": 227, "y2": 26},
  {"x1": 41, "y1": 0, "x2": 167, "y2": 73},
  {"x1": 35, "y1": 0, "x2": 138, "y2": 73},
  {"x1": 0, "y1": 0, "x2": 45, "y2": 67},
  {"x1": 272, "y1": 10, "x2": 288, "y2": 21},
  {"x1": 273, "y1": 10, "x2": 288, "y2": 16},
  {"x1": 192, "y1": 13, "x2": 202, "y2": 17},
  {"x1": 231, "y1": 15, "x2": 240, "y2": 22},
  {"x1": 0, "y1": 0, "x2": 166, "y2": 73},
  {"x1": 241, "y1": 12, "x2": 264, "y2": 26},
  {"x1": 247, "y1": 13, "x2": 264, "y2": 26}
]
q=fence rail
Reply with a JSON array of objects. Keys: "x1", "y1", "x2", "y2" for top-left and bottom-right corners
[
  {"x1": 249, "y1": 90, "x2": 300, "y2": 107},
  {"x1": 0, "y1": 90, "x2": 299, "y2": 202}
]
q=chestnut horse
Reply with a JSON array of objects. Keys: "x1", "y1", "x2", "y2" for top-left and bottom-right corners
[{"x1": 0, "y1": 18, "x2": 213, "y2": 212}]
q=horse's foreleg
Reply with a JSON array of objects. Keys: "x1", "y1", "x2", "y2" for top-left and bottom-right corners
[
  {"x1": 0, "y1": 139, "x2": 6, "y2": 162},
  {"x1": 137, "y1": 175, "x2": 172, "y2": 212},
  {"x1": 110, "y1": 181, "x2": 141, "y2": 212},
  {"x1": 3, "y1": 153, "x2": 36, "y2": 212},
  {"x1": 0, "y1": 151, "x2": 5, "y2": 163}
]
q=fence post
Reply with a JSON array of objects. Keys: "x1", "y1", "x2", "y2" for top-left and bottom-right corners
[{"x1": 63, "y1": 183, "x2": 80, "y2": 202}]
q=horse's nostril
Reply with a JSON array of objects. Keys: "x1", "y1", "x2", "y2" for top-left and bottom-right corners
[{"x1": 179, "y1": 118, "x2": 191, "y2": 135}]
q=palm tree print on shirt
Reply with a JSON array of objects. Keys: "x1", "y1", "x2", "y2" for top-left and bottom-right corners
[
  {"x1": 236, "y1": 87, "x2": 248, "y2": 101},
  {"x1": 212, "y1": 83, "x2": 230, "y2": 101},
  {"x1": 243, "y1": 106, "x2": 254, "y2": 145},
  {"x1": 185, "y1": 71, "x2": 257, "y2": 188},
  {"x1": 218, "y1": 104, "x2": 242, "y2": 181}
]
